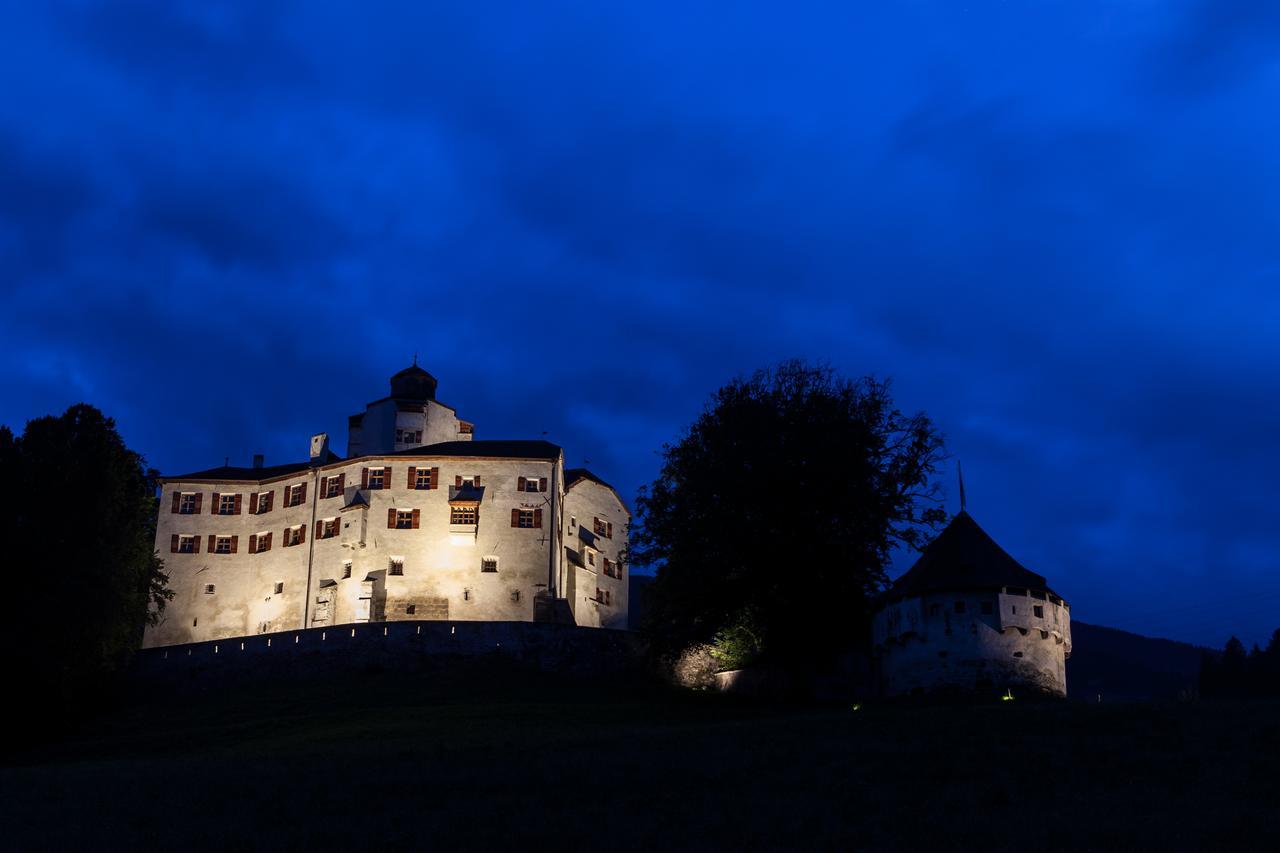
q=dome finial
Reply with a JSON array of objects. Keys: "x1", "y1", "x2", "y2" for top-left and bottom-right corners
[{"x1": 958, "y1": 460, "x2": 967, "y2": 514}]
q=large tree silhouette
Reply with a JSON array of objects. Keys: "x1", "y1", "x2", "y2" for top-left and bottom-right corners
[
  {"x1": 0, "y1": 404, "x2": 171, "y2": 723},
  {"x1": 632, "y1": 361, "x2": 946, "y2": 666}
]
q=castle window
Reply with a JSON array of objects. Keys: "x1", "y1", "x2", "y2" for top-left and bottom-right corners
[
  {"x1": 250, "y1": 531, "x2": 272, "y2": 553},
  {"x1": 481, "y1": 557, "x2": 499, "y2": 573},
  {"x1": 1040, "y1": 630, "x2": 1049, "y2": 639},
  {"x1": 193, "y1": 617, "x2": 198, "y2": 627},
  {"x1": 980, "y1": 601, "x2": 993, "y2": 615},
  {"x1": 1033, "y1": 605, "x2": 1044, "y2": 618},
  {"x1": 218, "y1": 494, "x2": 238, "y2": 515},
  {"x1": 1010, "y1": 605, "x2": 1017, "y2": 615},
  {"x1": 323, "y1": 476, "x2": 344, "y2": 498},
  {"x1": 317, "y1": 518, "x2": 340, "y2": 539},
  {"x1": 177, "y1": 535, "x2": 196, "y2": 554},
  {"x1": 587, "y1": 551, "x2": 595, "y2": 567},
  {"x1": 414, "y1": 468, "x2": 434, "y2": 489},
  {"x1": 395, "y1": 510, "x2": 417, "y2": 529},
  {"x1": 458, "y1": 422, "x2": 474, "y2": 435},
  {"x1": 603, "y1": 558, "x2": 621, "y2": 579},
  {"x1": 464, "y1": 589, "x2": 471, "y2": 601},
  {"x1": 511, "y1": 590, "x2": 521, "y2": 603},
  {"x1": 596, "y1": 587, "x2": 612, "y2": 606},
  {"x1": 389, "y1": 558, "x2": 404, "y2": 576},
  {"x1": 253, "y1": 490, "x2": 274, "y2": 514},
  {"x1": 395, "y1": 429, "x2": 423, "y2": 445},
  {"x1": 214, "y1": 536, "x2": 233, "y2": 554},
  {"x1": 342, "y1": 561, "x2": 352, "y2": 579},
  {"x1": 593, "y1": 517, "x2": 614, "y2": 538},
  {"x1": 204, "y1": 584, "x2": 216, "y2": 595},
  {"x1": 406, "y1": 604, "x2": 417, "y2": 615},
  {"x1": 367, "y1": 468, "x2": 386, "y2": 490},
  {"x1": 450, "y1": 506, "x2": 477, "y2": 526},
  {"x1": 954, "y1": 600, "x2": 966, "y2": 614},
  {"x1": 287, "y1": 483, "x2": 306, "y2": 507},
  {"x1": 1013, "y1": 651, "x2": 1024, "y2": 658},
  {"x1": 516, "y1": 509, "x2": 536, "y2": 528},
  {"x1": 284, "y1": 526, "x2": 305, "y2": 547},
  {"x1": 178, "y1": 493, "x2": 198, "y2": 514},
  {"x1": 520, "y1": 476, "x2": 544, "y2": 493},
  {"x1": 274, "y1": 582, "x2": 284, "y2": 594}
]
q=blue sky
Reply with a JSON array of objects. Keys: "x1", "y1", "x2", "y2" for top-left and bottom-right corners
[{"x1": 2, "y1": 1, "x2": 1278, "y2": 648}]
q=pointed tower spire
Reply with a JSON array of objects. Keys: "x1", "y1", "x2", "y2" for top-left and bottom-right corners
[{"x1": 958, "y1": 461, "x2": 967, "y2": 514}]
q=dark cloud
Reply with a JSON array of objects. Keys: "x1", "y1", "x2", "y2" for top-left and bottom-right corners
[{"x1": 0, "y1": 1, "x2": 1277, "y2": 648}]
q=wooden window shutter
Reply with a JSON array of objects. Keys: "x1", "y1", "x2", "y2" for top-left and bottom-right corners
[
  {"x1": 299, "y1": 482, "x2": 307, "y2": 504},
  {"x1": 170, "y1": 534, "x2": 179, "y2": 553},
  {"x1": 171, "y1": 492, "x2": 181, "y2": 513},
  {"x1": 250, "y1": 492, "x2": 259, "y2": 514},
  {"x1": 607, "y1": 522, "x2": 613, "y2": 538},
  {"x1": 316, "y1": 520, "x2": 323, "y2": 538},
  {"x1": 362, "y1": 467, "x2": 369, "y2": 489},
  {"x1": 192, "y1": 535, "x2": 201, "y2": 554},
  {"x1": 511, "y1": 508, "x2": 520, "y2": 527},
  {"x1": 411, "y1": 509, "x2": 420, "y2": 529},
  {"x1": 474, "y1": 475, "x2": 482, "y2": 487},
  {"x1": 337, "y1": 473, "x2": 345, "y2": 492},
  {"x1": 383, "y1": 467, "x2": 391, "y2": 487},
  {"x1": 264, "y1": 532, "x2": 272, "y2": 551},
  {"x1": 230, "y1": 535, "x2": 238, "y2": 554},
  {"x1": 194, "y1": 493, "x2": 202, "y2": 513},
  {"x1": 456, "y1": 475, "x2": 463, "y2": 487},
  {"x1": 207, "y1": 534, "x2": 216, "y2": 553},
  {"x1": 264, "y1": 491, "x2": 273, "y2": 513},
  {"x1": 298, "y1": 524, "x2": 305, "y2": 544},
  {"x1": 320, "y1": 476, "x2": 328, "y2": 496},
  {"x1": 249, "y1": 535, "x2": 257, "y2": 555},
  {"x1": 538, "y1": 477, "x2": 547, "y2": 492},
  {"x1": 430, "y1": 467, "x2": 439, "y2": 489},
  {"x1": 388, "y1": 508, "x2": 397, "y2": 528},
  {"x1": 533, "y1": 508, "x2": 543, "y2": 528},
  {"x1": 233, "y1": 494, "x2": 242, "y2": 514},
  {"x1": 211, "y1": 492, "x2": 221, "y2": 513},
  {"x1": 518, "y1": 476, "x2": 527, "y2": 491},
  {"x1": 407, "y1": 466, "x2": 416, "y2": 488}
]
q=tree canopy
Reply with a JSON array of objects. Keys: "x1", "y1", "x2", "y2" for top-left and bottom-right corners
[
  {"x1": 632, "y1": 361, "x2": 947, "y2": 667},
  {"x1": 0, "y1": 404, "x2": 171, "y2": 722}
]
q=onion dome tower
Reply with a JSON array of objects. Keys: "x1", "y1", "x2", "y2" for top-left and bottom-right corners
[{"x1": 873, "y1": 511, "x2": 1071, "y2": 698}]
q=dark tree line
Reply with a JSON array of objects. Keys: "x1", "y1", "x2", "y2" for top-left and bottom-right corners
[
  {"x1": 0, "y1": 404, "x2": 172, "y2": 728},
  {"x1": 1199, "y1": 631, "x2": 1280, "y2": 699}
]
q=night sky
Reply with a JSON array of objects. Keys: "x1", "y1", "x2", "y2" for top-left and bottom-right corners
[{"x1": 3, "y1": 2, "x2": 1278, "y2": 648}]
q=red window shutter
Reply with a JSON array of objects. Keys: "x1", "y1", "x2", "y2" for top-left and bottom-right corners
[
  {"x1": 533, "y1": 508, "x2": 543, "y2": 528},
  {"x1": 430, "y1": 467, "x2": 439, "y2": 489},
  {"x1": 192, "y1": 535, "x2": 201, "y2": 554},
  {"x1": 337, "y1": 473, "x2": 345, "y2": 492},
  {"x1": 518, "y1": 476, "x2": 526, "y2": 491},
  {"x1": 539, "y1": 477, "x2": 547, "y2": 492},
  {"x1": 455, "y1": 475, "x2": 463, "y2": 487},
  {"x1": 207, "y1": 534, "x2": 216, "y2": 553},
  {"x1": 383, "y1": 467, "x2": 391, "y2": 488},
  {"x1": 407, "y1": 466, "x2": 416, "y2": 488},
  {"x1": 299, "y1": 482, "x2": 307, "y2": 504},
  {"x1": 388, "y1": 508, "x2": 397, "y2": 528},
  {"x1": 511, "y1": 508, "x2": 520, "y2": 527},
  {"x1": 320, "y1": 476, "x2": 328, "y2": 496},
  {"x1": 317, "y1": 520, "x2": 324, "y2": 538},
  {"x1": 250, "y1": 492, "x2": 258, "y2": 514},
  {"x1": 607, "y1": 522, "x2": 613, "y2": 539},
  {"x1": 362, "y1": 468, "x2": 369, "y2": 489},
  {"x1": 283, "y1": 527, "x2": 290, "y2": 546},
  {"x1": 249, "y1": 535, "x2": 257, "y2": 555},
  {"x1": 412, "y1": 509, "x2": 420, "y2": 529},
  {"x1": 211, "y1": 492, "x2": 221, "y2": 514},
  {"x1": 231, "y1": 535, "x2": 239, "y2": 554},
  {"x1": 264, "y1": 491, "x2": 273, "y2": 513},
  {"x1": 264, "y1": 532, "x2": 272, "y2": 551},
  {"x1": 233, "y1": 494, "x2": 242, "y2": 514},
  {"x1": 299, "y1": 525, "x2": 306, "y2": 544},
  {"x1": 170, "y1": 534, "x2": 179, "y2": 553},
  {"x1": 194, "y1": 493, "x2": 202, "y2": 513},
  {"x1": 474, "y1": 475, "x2": 482, "y2": 487},
  {"x1": 171, "y1": 492, "x2": 180, "y2": 513}
]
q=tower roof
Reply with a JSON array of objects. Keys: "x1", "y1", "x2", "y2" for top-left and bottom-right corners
[
  {"x1": 389, "y1": 363, "x2": 438, "y2": 401},
  {"x1": 887, "y1": 511, "x2": 1060, "y2": 600}
]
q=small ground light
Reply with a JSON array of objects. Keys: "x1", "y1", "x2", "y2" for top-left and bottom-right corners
[
  {"x1": 851, "y1": 704, "x2": 862, "y2": 711},
  {"x1": 1001, "y1": 688, "x2": 1015, "y2": 701}
]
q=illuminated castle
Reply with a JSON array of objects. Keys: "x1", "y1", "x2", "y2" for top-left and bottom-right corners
[
  {"x1": 872, "y1": 511, "x2": 1071, "y2": 697},
  {"x1": 144, "y1": 364, "x2": 629, "y2": 647}
]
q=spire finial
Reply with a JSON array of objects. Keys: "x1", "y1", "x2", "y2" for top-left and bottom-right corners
[
  {"x1": 958, "y1": 461, "x2": 967, "y2": 513},
  {"x1": 412, "y1": 352, "x2": 418, "y2": 366}
]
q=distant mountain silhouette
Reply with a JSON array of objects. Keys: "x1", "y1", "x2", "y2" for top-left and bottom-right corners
[{"x1": 629, "y1": 575, "x2": 1209, "y2": 700}]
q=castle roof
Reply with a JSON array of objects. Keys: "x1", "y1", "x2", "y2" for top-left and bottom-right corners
[
  {"x1": 389, "y1": 363, "x2": 438, "y2": 401},
  {"x1": 565, "y1": 467, "x2": 631, "y2": 515},
  {"x1": 886, "y1": 511, "x2": 1060, "y2": 601}
]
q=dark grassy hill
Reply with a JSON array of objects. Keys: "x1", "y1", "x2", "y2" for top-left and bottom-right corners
[{"x1": 3, "y1": 665, "x2": 1278, "y2": 851}]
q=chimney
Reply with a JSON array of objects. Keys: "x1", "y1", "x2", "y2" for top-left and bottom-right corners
[
  {"x1": 310, "y1": 433, "x2": 330, "y2": 465},
  {"x1": 253, "y1": 454, "x2": 264, "y2": 469}
]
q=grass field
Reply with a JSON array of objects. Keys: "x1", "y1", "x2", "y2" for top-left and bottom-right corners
[{"x1": 3, "y1": 664, "x2": 1278, "y2": 851}]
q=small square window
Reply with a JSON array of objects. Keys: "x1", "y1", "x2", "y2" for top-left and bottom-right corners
[
  {"x1": 587, "y1": 551, "x2": 595, "y2": 566},
  {"x1": 406, "y1": 604, "x2": 417, "y2": 615},
  {"x1": 517, "y1": 509, "x2": 535, "y2": 528},
  {"x1": 179, "y1": 493, "x2": 197, "y2": 514},
  {"x1": 450, "y1": 506, "x2": 477, "y2": 525},
  {"x1": 325, "y1": 478, "x2": 343, "y2": 498},
  {"x1": 178, "y1": 536, "x2": 195, "y2": 554},
  {"x1": 342, "y1": 562, "x2": 352, "y2": 579},
  {"x1": 414, "y1": 469, "x2": 433, "y2": 489},
  {"x1": 214, "y1": 537, "x2": 232, "y2": 554},
  {"x1": 204, "y1": 584, "x2": 216, "y2": 595},
  {"x1": 510, "y1": 590, "x2": 521, "y2": 603},
  {"x1": 289, "y1": 484, "x2": 305, "y2": 506},
  {"x1": 274, "y1": 582, "x2": 284, "y2": 594},
  {"x1": 389, "y1": 559, "x2": 404, "y2": 576},
  {"x1": 481, "y1": 557, "x2": 499, "y2": 573},
  {"x1": 395, "y1": 510, "x2": 415, "y2": 529},
  {"x1": 219, "y1": 494, "x2": 237, "y2": 515},
  {"x1": 1033, "y1": 605, "x2": 1044, "y2": 618},
  {"x1": 368, "y1": 468, "x2": 386, "y2": 489}
]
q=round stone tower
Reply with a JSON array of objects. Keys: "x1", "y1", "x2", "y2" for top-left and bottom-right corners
[{"x1": 873, "y1": 511, "x2": 1071, "y2": 698}]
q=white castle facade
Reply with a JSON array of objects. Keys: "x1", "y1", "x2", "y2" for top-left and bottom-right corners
[{"x1": 145, "y1": 364, "x2": 629, "y2": 648}]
